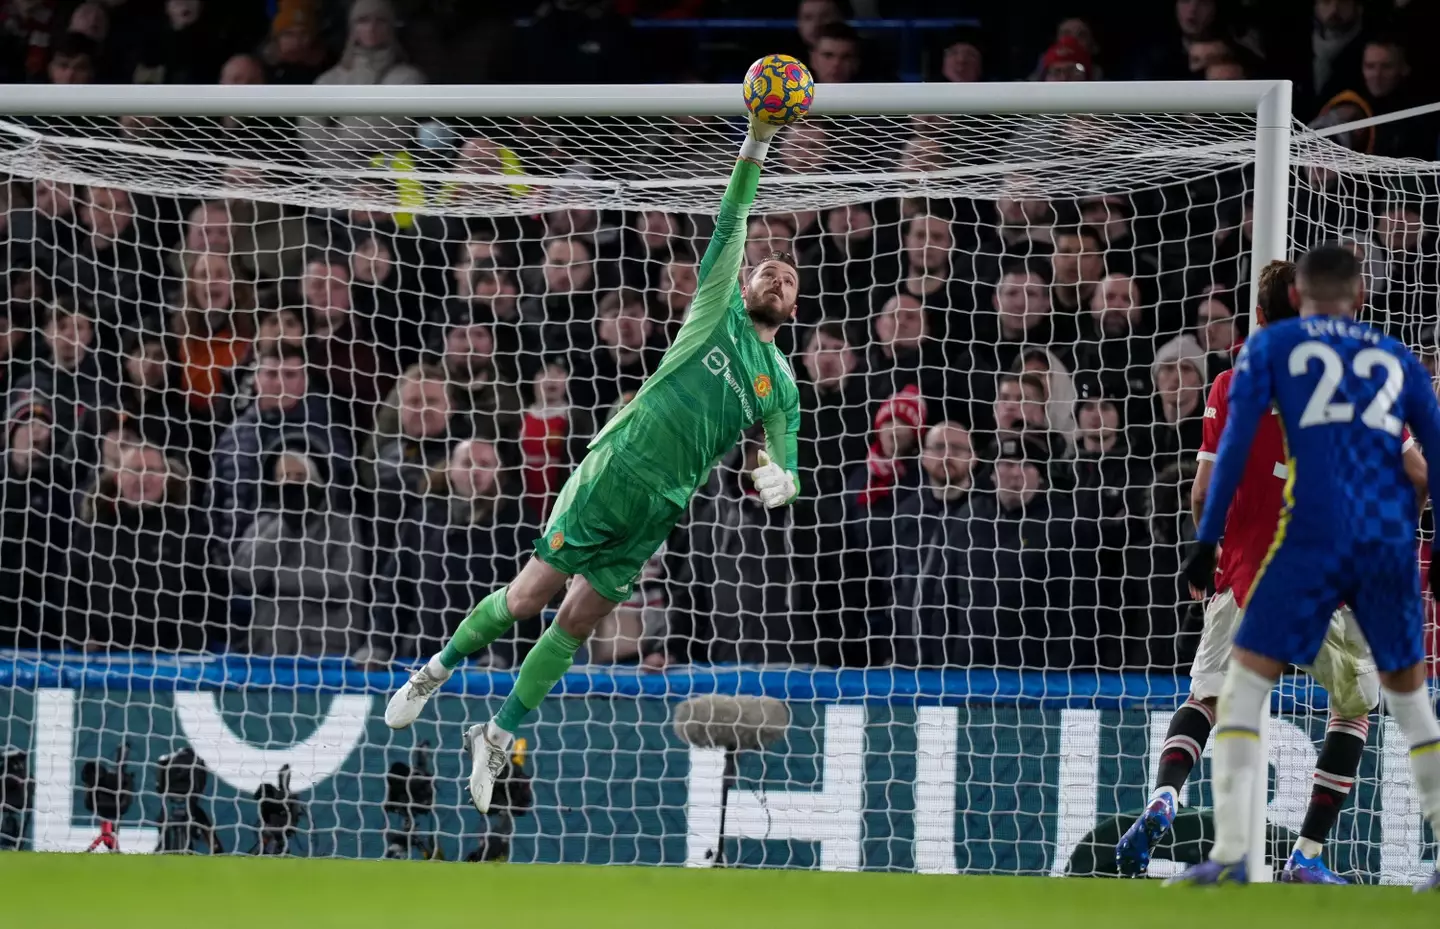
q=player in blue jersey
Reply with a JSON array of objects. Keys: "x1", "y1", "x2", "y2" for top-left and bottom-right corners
[{"x1": 1171, "y1": 245, "x2": 1440, "y2": 891}]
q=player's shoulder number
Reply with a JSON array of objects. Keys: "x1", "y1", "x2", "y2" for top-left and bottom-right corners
[{"x1": 1287, "y1": 339, "x2": 1404, "y2": 436}]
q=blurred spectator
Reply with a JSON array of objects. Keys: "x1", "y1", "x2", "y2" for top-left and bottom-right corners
[
  {"x1": 1011, "y1": 347, "x2": 1078, "y2": 456},
  {"x1": 208, "y1": 343, "x2": 345, "y2": 562},
  {"x1": 371, "y1": 437, "x2": 536, "y2": 664},
  {"x1": 1074, "y1": 391, "x2": 1151, "y2": 529},
  {"x1": 654, "y1": 249, "x2": 698, "y2": 336},
  {"x1": 521, "y1": 0, "x2": 635, "y2": 83},
  {"x1": 1194, "y1": 285, "x2": 1240, "y2": 372},
  {"x1": 0, "y1": 0, "x2": 57, "y2": 82},
  {"x1": 128, "y1": 0, "x2": 227, "y2": 84},
  {"x1": 62, "y1": 185, "x2": 165, "y2": 328},
  {"x1": 1148, "y1": 333, "x2": 1208, "y2": 470},
  {"x1": 944, "y1": 436, "x2": 1098, "y2": 668},
  {"x1": 1352, "y1": 37, "x2": 1437, "y2": 159},
  {"x1": 1310, "y1": 0, "x2": 1369, "y2": 109},
  {"x1": 519, "y1": 361, "x2": 572, "y2": 521},
  {"x1": 440, "y1": 320, "x2": 521, "y2": 444},
  {"x1": 988, "y1": 370, "x2": 1059, "y2": 460},
  {"x1": 1049, "y1": 226, "x2": 1104, "y2": 336},
  {"x1": 364, "y1": 361, "x2": 453, "y2": 529},
  {"x1": 74, "y1": 329, "x2": 196, "y2": 479},
  {"x1": 10, "y1": 295, "x2": 114, "y2": 468},
  {"x1": 223, "y1": 306, "x2": 309, "y2": 420},
  {"x1": 968, "y1": 258, "x2": 1055, "y2": 426},
  {"x1": 935, "y1": 27, "x2": 984, "y2": 83},
  {"x1": 1037, "y1": 36, "x2": 1092, "y2": 82},
  {"x1": 1055, "y1": 17, "x2": 1102, "y2": 79},
  {"x1": 349, "y1": 231, "x2": 430, "y2": 369},
  {"x1": 519, "y1": 236, "x2": 598, "y2": 354},
  {"x1": 298, "y1": 0, "x2": 425, "y2": 169},
  {"x1": 0, "y1": 394, "x2": 67, "y2": 648},
  {"x1": 230, "y1": 444, "x2": 366, "y2": 657},
  {"x1": 810, "y1": 21, "x2": 861, "y2": 84},
  {"x1": 66, "y1": 3, "x2": 109, "y2": 55},
  {"x1": 679, "y1": 435, "x2": 806, "y2": 665},
  {"x1": 795, "y1": 0, "x2": 846, "y2": 51},
  {"x1": 841, "y1": 384, "x2": 926, "y2": 658},
  {"x1": 1073, "y1": 271, "x2": 1157, "y2": 427},
  {"x1": 7, "y1": 179, "x2": 75, "y2": 286},
  {"x1": 867, "y1": 293, "x2": 959, "y2": 425},
  {"x1": 1138, "y1": 0, "x2": 1224, "y2": 80},
  {"x1": 793, "y1": 321, "x2": 868, "y2": 660},
  {"x1": 798, "y1": 321, "x2": 869, "y2": 505},
  {"x1": 890, "y1": 212, "x2": 977, "y2": 340},
  {"x1": 67, "y1": 443, "x2": 213, "y2": 651},
  {"x1": 813, "y1": 203, "x2": 882, "y2": 324},
  {"x1": 886, "y1": 420, "x2": 977, "y2": 666},
  {"x1": 1370, "y1": 197, "x2": 1440, "y2": 343},
  {"x1": 44, "y1": 31, "x2": 96, "y2": 84},
  {"x1": 0, "y1": 270, "x2": 35, "y2": 398},
  {"x1": 568, "y1": 288, "x2": 661, "y2": 429},
  {"x1": 263, "y1": 0, "x2": 327, "y2": 85},
  {"x1": 302, "y1": 254, "x2": 392, "y2": 432},
  {"x1": 219, "y1": 52, "x2": 264, "y2": 86},
  {"x1": 168, "y1": 251, "x2": 256, "y2": 416},
  {"x1": 993, "y1": 177, "x2": 1056, "y2": 251}
]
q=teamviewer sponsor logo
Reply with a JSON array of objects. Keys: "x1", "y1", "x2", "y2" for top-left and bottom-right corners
[{"x1": 703, "y1": 346, "x2": 755, "y2": 419}]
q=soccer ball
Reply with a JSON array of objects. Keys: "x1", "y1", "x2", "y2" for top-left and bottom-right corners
[{"x1": 743, "y1": 54, "x2": 814, "y2": 126}]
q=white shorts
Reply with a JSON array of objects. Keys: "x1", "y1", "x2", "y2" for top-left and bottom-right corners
[{"x1": 1190, "y1": 588, "x2": 1380, "y2": 719}]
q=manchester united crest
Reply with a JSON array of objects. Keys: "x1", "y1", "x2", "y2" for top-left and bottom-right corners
[
  {"x1": 753, "y1": 374, "x2": 772, "y2": 399},
  {"x1": 549, "y1": 531, "x2": 564, "y2": 551}
]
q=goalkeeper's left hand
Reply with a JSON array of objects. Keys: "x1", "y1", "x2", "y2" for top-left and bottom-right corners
[
  {"x1": 752, "y1": 451, "x2": 796, "y2": 509},
  {"x1": 747, "y1": 112, "x2": 782, "y2": 144}
]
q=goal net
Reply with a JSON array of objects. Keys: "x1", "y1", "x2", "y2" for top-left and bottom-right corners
[{"x1": 0, "y1": 87, "x2": 1433, "y2": 878}]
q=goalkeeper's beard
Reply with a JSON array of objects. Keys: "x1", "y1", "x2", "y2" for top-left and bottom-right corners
[{"x1": 744, "y1": 295, "x2": 792, "y2": 329}]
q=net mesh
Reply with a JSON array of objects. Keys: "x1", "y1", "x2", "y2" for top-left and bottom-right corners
[{"x1": 0, "y1": 107, "x2": 1435, "y2": 877}]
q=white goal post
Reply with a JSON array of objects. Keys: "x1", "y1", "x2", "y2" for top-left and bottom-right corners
[{"x1": 11, "y1": 77, "x2": 1437, "y2": 880}]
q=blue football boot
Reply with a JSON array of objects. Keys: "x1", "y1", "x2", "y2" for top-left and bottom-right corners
[
  {"x1": 1115, "y1": 791, "x2": 1176, "y2": 877},
  {"x1": 1165, "y1": 857, "x2": 1250, "y2": 887},
  {"x1": 1279, "y1": 849, "x2": 1349, "y2": 885}
]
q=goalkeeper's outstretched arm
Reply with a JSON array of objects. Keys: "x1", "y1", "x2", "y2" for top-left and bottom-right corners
[{"x1": 678, "y1": 116, "x2": 780, "y2": 342}]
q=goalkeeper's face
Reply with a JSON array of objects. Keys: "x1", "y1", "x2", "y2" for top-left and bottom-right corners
[{"x1": 743, "y1": 260, "x2": 799, "y2": 328}]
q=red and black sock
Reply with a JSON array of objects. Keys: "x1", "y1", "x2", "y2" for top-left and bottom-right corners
[
  {"x1": 1300, "y1": 714, "x2": 1369, "y2": 847},
  {"x1": 1154, "y1": 697, "x2": 1217, "y2": 795}
]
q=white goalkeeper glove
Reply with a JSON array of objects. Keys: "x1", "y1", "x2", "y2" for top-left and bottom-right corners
[{"x1": 751, "y1": 451, "x2": 797, "y2": 509}]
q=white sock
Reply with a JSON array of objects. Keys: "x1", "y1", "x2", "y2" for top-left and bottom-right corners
[
  {"x1": 1293, "y1": 836, "x2": 1324, "y2": 859},
  {"x1": 425, "y1": 654, "x2": 451, "y2": 679},
  {"x1": 1149, "y1": 786, "x2": 1177, "y2": 808},
  {"x1": 1383, "y1": 684, "x2": 1440, "y2": 871},
  {"x1": 1209, "y1": 662, "x2": 1274, "y2": 864}
]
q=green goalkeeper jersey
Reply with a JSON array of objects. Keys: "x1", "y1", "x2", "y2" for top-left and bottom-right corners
[{"x1": 590, "y1": 156, "x2": 801, "y2": 507}]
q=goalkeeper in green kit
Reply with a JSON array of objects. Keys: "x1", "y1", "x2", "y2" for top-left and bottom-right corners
[{"x1": 385, "y1": 112, "x2": 803, "y2": 813}]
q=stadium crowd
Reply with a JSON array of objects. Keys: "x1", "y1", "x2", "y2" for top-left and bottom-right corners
[{"x1": 0, "y1": 0, "x2": 1437, "y2": 673}]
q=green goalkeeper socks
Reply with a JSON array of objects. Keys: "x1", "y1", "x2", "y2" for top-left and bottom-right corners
[
  {"x1": 437, "y1": 587, "x2": 517, "y2": 670},
  {"x1": 493, "y1": 623, "x2": 584, "y2": 733}
]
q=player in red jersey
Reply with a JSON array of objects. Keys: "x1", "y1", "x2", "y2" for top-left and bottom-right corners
[{"x1": 1117, "y1": 260, "x2": 1429, "y2": 882}]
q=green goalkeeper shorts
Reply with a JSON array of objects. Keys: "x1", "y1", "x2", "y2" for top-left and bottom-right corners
[{"x1": 533, "y1": 444, "x2": 685, "y2": 603}]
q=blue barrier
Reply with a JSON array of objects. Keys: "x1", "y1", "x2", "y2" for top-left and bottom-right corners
[{"x1": 0, "y1": 650, "x2": 1350, "y2": 712}]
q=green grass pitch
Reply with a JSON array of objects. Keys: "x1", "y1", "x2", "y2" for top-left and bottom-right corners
[{"x1": 3, "y1": 854, "x2": 1434, "y2": 929}]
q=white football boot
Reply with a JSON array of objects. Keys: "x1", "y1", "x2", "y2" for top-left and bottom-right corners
[
  {"x1": 383, "y1": 658, "x2": 451, "y2": 729},
  {"x1": 463, "y1": 722, "x2": 512, "y2": 814}
]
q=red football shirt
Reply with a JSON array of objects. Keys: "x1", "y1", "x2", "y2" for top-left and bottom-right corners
[
  {"x1": 1199, "y1": 369, "x2": 1414, "y2": 605},
  {"x1": 1198, "y1": 369, "x2": 1288, "y2": 605}
]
